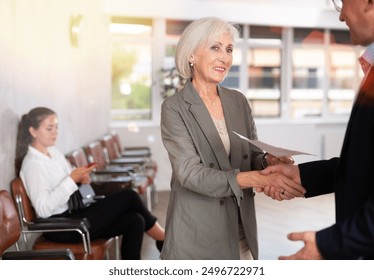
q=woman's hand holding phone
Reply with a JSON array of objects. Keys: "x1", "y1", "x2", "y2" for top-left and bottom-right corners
[{"x1": 70, "y1": 163, "x2": 97, "y2": 184}]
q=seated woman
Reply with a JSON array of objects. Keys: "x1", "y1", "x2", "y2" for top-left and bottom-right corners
[{"x1": 15, "y1": 107, "x2": 164, "y2": 260}]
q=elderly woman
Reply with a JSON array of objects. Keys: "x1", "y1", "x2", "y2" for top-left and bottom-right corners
[{"x1": 160, "y1": 17, "x2": 305, "y2": 260}]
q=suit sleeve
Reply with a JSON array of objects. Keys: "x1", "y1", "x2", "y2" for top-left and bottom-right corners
[
  {"x1": 298, "y1": 157, "x2": 339, "y2": 198},
  {"x1": 316, "y1": 199, "x2": 374, "y2": 260},
  {"x1": 300, "y1": 157, "x2": 374, "y2": 259}
]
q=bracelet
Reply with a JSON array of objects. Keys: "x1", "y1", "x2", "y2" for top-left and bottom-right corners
[{"x1": 261, "y1": 152, "x2": 268, "y2": 169}]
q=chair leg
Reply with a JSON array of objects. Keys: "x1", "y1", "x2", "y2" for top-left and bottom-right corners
[
  {"x1": 146, "y1": 185, "x2": 152, "y2": 210},
  {"x1": 115, "y1": 236, "x2": 120, "y2": 260},
  {"x1": 15, "y1": 240, "x2": 20, "y2": 251},
  {"x1": 151, "y1": 183, "x2": 158, "y2": 209},
  {"x1": 105, "y1": 249, "x2": 110, "y2": 259}
]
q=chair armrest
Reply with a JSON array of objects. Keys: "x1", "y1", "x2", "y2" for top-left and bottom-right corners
[
  {"x1": 29, "y1": 220, "x2": 89, "y2": 234},
  {"x1": 93, "y1": 165, "x2": 135, "y2": 175},
  {"x1": 124, "y1": 146, "x2": 151, "y2": 152},
  {"x1": 35, "y1": 217, "x2": 90, "y2": 227},
  {"x1": 2, "y1": 249, "x2": 75, "y2": 260},
  {"x1": 121, "y1": 150, "x2": 152, "y2": 158},
  {"x1": 93, "y1": 170, "x2": 132, "y2": 176},
  {"x1": 92, "y1": 175, "x2": 133, "y2": 183},
  {"x1": 110, "y1": 158, "x2": 146, "y2": 165}
]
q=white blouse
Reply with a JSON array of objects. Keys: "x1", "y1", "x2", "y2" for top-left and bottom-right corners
[
  {"x1": 20, "y1": 146, "x2": 78, "y2": 218},
  {"x1": 212, "y1": 117, "x2": 230, "y2": 156}
]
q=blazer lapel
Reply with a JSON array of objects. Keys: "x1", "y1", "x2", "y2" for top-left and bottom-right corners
[
  {"x1": 219, "y1": 85, "x2": 243, "y2": 169},
  {"x1": 182, "y1": 81, "x2": 232, "y2": 171}
]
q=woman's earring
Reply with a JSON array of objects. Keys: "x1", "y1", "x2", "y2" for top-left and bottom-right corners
[{"x1": 190, "y1": 61, "x2": 194, "y2": 67}]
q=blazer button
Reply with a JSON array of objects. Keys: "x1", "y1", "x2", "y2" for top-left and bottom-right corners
[
  {"x1": 243, "y1": 154, "x2": 248, "y2": 159},
  {"x1": 219, "y1": 199, "x2": 224, "y2": 205},
  {"x1": 251, "y1": 192, "x2": 256, "y2": 197},
  {"x1": 209, "y1": 163, "x2": 214, "y2": 168}
]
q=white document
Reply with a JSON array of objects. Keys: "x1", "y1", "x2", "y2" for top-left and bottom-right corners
[{"x1": 232, "y1": 131, "x2": 315, "y2": 158}]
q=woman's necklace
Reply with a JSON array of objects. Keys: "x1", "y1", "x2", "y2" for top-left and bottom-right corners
[
  {"x1": 205, "y1": 94, "x2": 218, "y2": 106},
  {"x1": 209, "y1": 95, "x2": 218, "y2": 106}
]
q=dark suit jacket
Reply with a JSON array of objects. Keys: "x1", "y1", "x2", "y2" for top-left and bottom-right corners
[{"x1": 299, "y1": 68, "x2": 374, "y2": 259}]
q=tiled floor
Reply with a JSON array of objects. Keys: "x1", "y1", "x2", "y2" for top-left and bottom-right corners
[{"x1": 140, "y1": 190, "x2": 335, "y2": 260}]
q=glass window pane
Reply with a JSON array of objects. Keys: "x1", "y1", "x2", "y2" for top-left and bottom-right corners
[
  {"x1": 161, "y1": 44, "x2": 182, "y2": 99},
  {"x1": 247, "y1": 48, "x2": 281, "y2": 118},
  {"x1": 248, "y1": 26, "x2": 283, "y2": 46},
  {"x1": 164, "y1": 44, "x2": 176, "y2": 68},
  {"x1": 250, "y1": 26, "x2": 282, "y2": 39},
  {"x1": 330, "y1": 29, "x2": 351, "y2": 45},
  {"x1": 293, "y1": 28, "x2": 324, "y2": 44},
  {"x1": 291, "y1": 29, "x2": 325, "y2": 119},
  {"x1": 166, "y1": 20, "x2": 191, "y2": 38},
  {"x1": 328, "y1": 30, "x2": 356, "y2": 115},
  {"x1": 110, "y1": 18, "x2": 152, "y2": 121}
]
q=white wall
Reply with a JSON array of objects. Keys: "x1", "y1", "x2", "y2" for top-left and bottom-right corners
[{"x1": 0, "y1": 0, "x2": 111, "y2": 192}]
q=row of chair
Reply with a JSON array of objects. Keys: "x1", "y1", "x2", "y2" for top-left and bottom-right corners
[
  {"x1": 66, "y1": 131, "x2": 158, "y2": 210},
  {"x1": 1, "y1": 130, "x2": 157, "y2": 260}
]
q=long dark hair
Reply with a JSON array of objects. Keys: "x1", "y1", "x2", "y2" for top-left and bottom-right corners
[{"x1": 15, "y1": 107, "x2": 56, "y2": 175}]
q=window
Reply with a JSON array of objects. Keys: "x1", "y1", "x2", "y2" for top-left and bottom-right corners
[
  {"x1": 328, "y1": 30, "x2": 361, "y2": 115},
  {"x1": 290, "y1": 28, "x2": 363, "y2": 119},
  {"x1": 246, "y1": 26, "x2": 283, "y2": 118},
  {"x1": 159, "y1": 20, "x2": 191, "y2": 99},
  {"x1": 108, "y1": 18, "x2": 363, "y2": 125},
  {"x1": 110, "y1": 17, "x2": 153, "y2": 121},
  {"x1": 163, "y1": 20, "x2": 191, "y2": 70},
  {"x1": 291, "y1": 28, "x2": 325, "y2": 118}
]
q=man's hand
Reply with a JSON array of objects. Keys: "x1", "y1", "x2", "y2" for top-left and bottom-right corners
[
  {"x1": 257, "y1": 164, "x2": 303, "y2": 200},
  {"x1": 279, "y1": 231, "x2": 323, "y2": 260},
  {"x1": 262, "y1": 164, "x2": 301, "y2": 184}
]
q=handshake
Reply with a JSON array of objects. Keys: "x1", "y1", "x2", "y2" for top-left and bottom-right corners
[
  {"x1": 238, "y1": 154, "x2": 305, "y2": 200},
  {"x1": 258, "y1": 163, "x2": 304, "y2": 201}
]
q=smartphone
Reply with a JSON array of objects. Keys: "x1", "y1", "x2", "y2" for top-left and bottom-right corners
[{"x1": 86, "y1": 162, "x2": 97, "y2": 168}]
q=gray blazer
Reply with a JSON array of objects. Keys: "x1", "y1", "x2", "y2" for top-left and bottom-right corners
[{"x1": 160, "y1": 80, "x2": 264, "y2": 259}]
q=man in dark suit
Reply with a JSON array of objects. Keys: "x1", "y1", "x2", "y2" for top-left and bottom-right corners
[{"x1": 262, "y1": 0, "x2": 374, "y2": 259}]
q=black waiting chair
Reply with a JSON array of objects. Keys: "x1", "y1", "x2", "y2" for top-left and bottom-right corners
[
  {"x1": 10, "y1": 177, "x2": 115, "y2": 260},
  {"x1": 0, "y1": 189, "x2": 75, "y2": 260}
]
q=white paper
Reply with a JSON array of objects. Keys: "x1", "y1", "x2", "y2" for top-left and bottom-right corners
[{"x1": 232, "y1": 131, "x2": 315, "y2": 158}]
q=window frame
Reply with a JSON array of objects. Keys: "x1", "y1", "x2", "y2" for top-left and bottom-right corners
[{"x1": 110, "y1": 19, "x2": 363, "y2": 128}]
